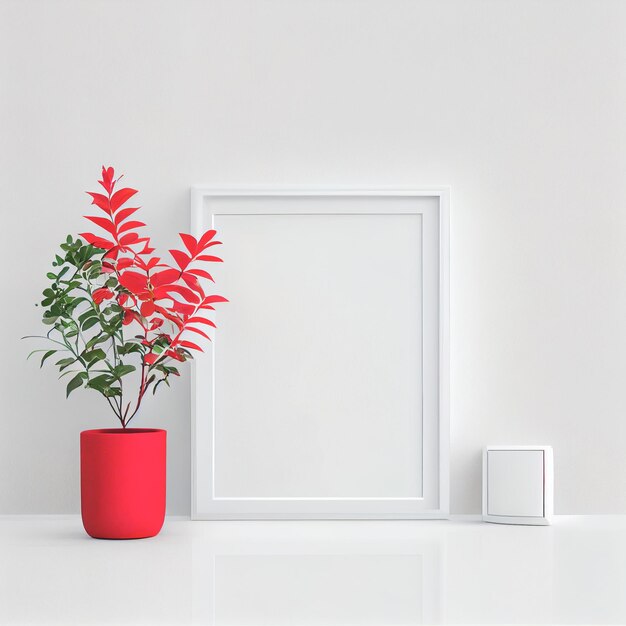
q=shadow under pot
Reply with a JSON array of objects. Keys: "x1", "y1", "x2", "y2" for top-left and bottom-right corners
[{"x1": 80, "y1": 428, "x2": 166, "y2": 539}]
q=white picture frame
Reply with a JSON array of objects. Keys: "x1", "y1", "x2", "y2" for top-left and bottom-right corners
[{"x1": 191, "y1": 188, "x2": 450, "y2": 519}]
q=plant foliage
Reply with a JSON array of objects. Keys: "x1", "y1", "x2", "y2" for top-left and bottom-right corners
[{"x1": 25, "y1": 166, "x2": 227, "y2": 427}]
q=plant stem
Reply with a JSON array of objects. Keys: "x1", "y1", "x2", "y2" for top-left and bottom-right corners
[{"x1": 124, "y1": 355, "x2": 147, "y2": 428}]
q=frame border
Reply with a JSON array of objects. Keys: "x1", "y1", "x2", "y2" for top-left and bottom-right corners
[{"x1": 190, "y1": 187, "x2": 450, "y2": 520}]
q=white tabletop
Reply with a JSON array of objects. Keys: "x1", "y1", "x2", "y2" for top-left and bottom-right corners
[{"x1": 0, "y1": 515, "x2": 624, "y2": 625}]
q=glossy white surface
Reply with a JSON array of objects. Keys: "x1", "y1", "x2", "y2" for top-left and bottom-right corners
[{"x1": 0, "y1": 516, "x2": 625, "y2": 625}]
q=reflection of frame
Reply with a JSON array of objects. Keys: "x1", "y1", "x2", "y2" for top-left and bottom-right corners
[
  {"x1": 191, "y1": 524, "x2": 444, "y2": 624},
  {"x1": 191, "y1": 188, "x2": 450, "y2": 520}
]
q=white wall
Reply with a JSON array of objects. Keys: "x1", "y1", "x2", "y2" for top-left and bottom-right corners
[{"x1": 1, "y1": 0, "x2": 625, "y2": 515}]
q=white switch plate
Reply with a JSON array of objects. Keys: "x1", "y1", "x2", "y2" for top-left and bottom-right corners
[{"x1": 482, "y1": 446, "x2": 553, "y2": 525}]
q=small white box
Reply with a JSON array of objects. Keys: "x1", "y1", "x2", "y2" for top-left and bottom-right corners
[{"x1": 482, "y1": 446, "x2": 553, "y2": 525}]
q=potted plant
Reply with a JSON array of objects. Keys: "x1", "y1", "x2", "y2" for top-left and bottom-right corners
[{"x1": 25, "y1": 166, "x2": 227, "y2": 539}]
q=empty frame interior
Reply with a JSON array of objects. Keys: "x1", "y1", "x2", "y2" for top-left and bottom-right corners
[{"x1": 192, "y1": 191, "x2": 448, "y2": 519}]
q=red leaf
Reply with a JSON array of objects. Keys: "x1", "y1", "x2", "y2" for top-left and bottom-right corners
[
  {"x1": 165, "y1": 349, "x2": 185, "y2": 361},
  {"x1": 154, "y1": 305, "x2": 183, "y2": 330},
  {"x1": 120, "y1": 232, "x2": 139, "y2": 245},
  {"x1": 86, "y1": 192, "x2": 111, "y2": 214},
  {"x1": 110, "y1": 188, "x2": 138, "y2": 212},
  {"x1": 132, "y1": 255, "x2": 148, "y2": 271},
  {"x1": 146, "y1": 257, "x2": 161, "y2": 270},
  {"x1": 118, "y1": 220, "x2": 145, "y2": 234},
  {"x1": 179, "y1": 233, "x2": 197, "y2": 255},
  {"x1": 84, "y1": 215, "x2": 117, "y2": 235},
  {"x1": 179, "y1": 340, "x2": 203, "y2": 352},
  {"x1": 80, "y1": 232, "x2": 113, "y2": 250},
  {"x1": 155, "y1": 283, "x2": 200, "y2": 303},
  {"x1": 92, "y1": 287, "x2": 114, "y2": 305},
  {"x1": 150, "y1": 318, "x2": 164, "y2": 330},
  {"x1": 103, "y1": 247, "x2": 120, "y2": 260},
  {"x1": 169, "y1": 249, "x2": 190, "y2": 270},
  {"x1": 119, "y1": 271, "x2": 147, "y2": 293},
  {"x1": 116, "y1": 257, "x2": 134, "y2": 270},
  {"x1": 199, "y1": 229, "x2": 217, "y2": 248},
  {"x1": 182, "y1": 273, "x2": 204, "y2": 295},
  {"x1": 141, "y1": 301, "x2": 155, "y2": 317},
  {"x1": 114, "y1": 207, "x2": 140, "y2": 225},
  {"x1": 171, "y1": 300, "x2": 196, "y2": 315},
  {"x1": 187, "y1": 317, "x2": 216, "y2": 328},
  {"x1": 186, "y1": 326, "x2": 210, "y2": 340},
  {"x1": 144, "y1": 352, "x2": 159, "y2": 365},
  {"x1": 168, "y1": 284, "x2": 200, "y2": 303},
  {"x1": 197, "y1": 255, "x2": 223, "y2": 263},
  {"x1": 123, "y1": 310, "x2": 139, "y2": 326},
  {"x1": 187, "y1": 268, "x2": 214, "y2": 281},
  {"x1": 98, "y1": 166, "x2": 115, "y2": 194},
  {"x1": 203, "y1": 295, "x2": 229, "y2": 305},
  {"x1": 151, "y1": 268, "x2": 180, "y2": 288}
]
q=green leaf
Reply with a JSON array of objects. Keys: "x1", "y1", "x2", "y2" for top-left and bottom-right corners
[
  {"x1": 88, "y1": 374, "x2": 115, "y2": 387},
  {"x1": 118, "y1": 342, "x2": 143, "y2": 355},
  {"x1": 78, "y1": 309, "x2": 97, "y2": 324},
  {"x1": 59, "y1": 369, "x2": 80, "y2": 379},
  {"x1": 81, "y1": 317, "x2": 100, "y2": 331},
  {"x1": 86, "y1": 373, "x2": 114, "y2": 390},
  {"x1": 84, "y1": 333, "x2": 108, "y2": 350},
  {"x1": 40, "y1": 350, "x2": 57, "y2": 367},
  {"x1": 112, "y1": 364, "x2": 136, "y2": 379},
  {"x1": 56, "y1": 357, "x2": 76, "y2": 372},
  {"x1": 103, "y1": 386, "x2": 122, "y2": 397},
  {"x1": 83, "y1": 349, "x2": 106, "y2": 369},
  {"x1": 55, "y1": 357, "x2": 75, "y2": 367},
  {"x1": 66, "y1": 373, "x2": 84, "y2": 398}
]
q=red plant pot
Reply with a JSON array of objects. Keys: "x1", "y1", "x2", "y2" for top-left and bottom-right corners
[{"x1": 80, "y1": 428, "x2": 166, "y2": 539}]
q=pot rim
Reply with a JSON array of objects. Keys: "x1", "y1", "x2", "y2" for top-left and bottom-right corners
[{"x1": 81, "y1": 428, "x2": 166, "y2": 436}]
